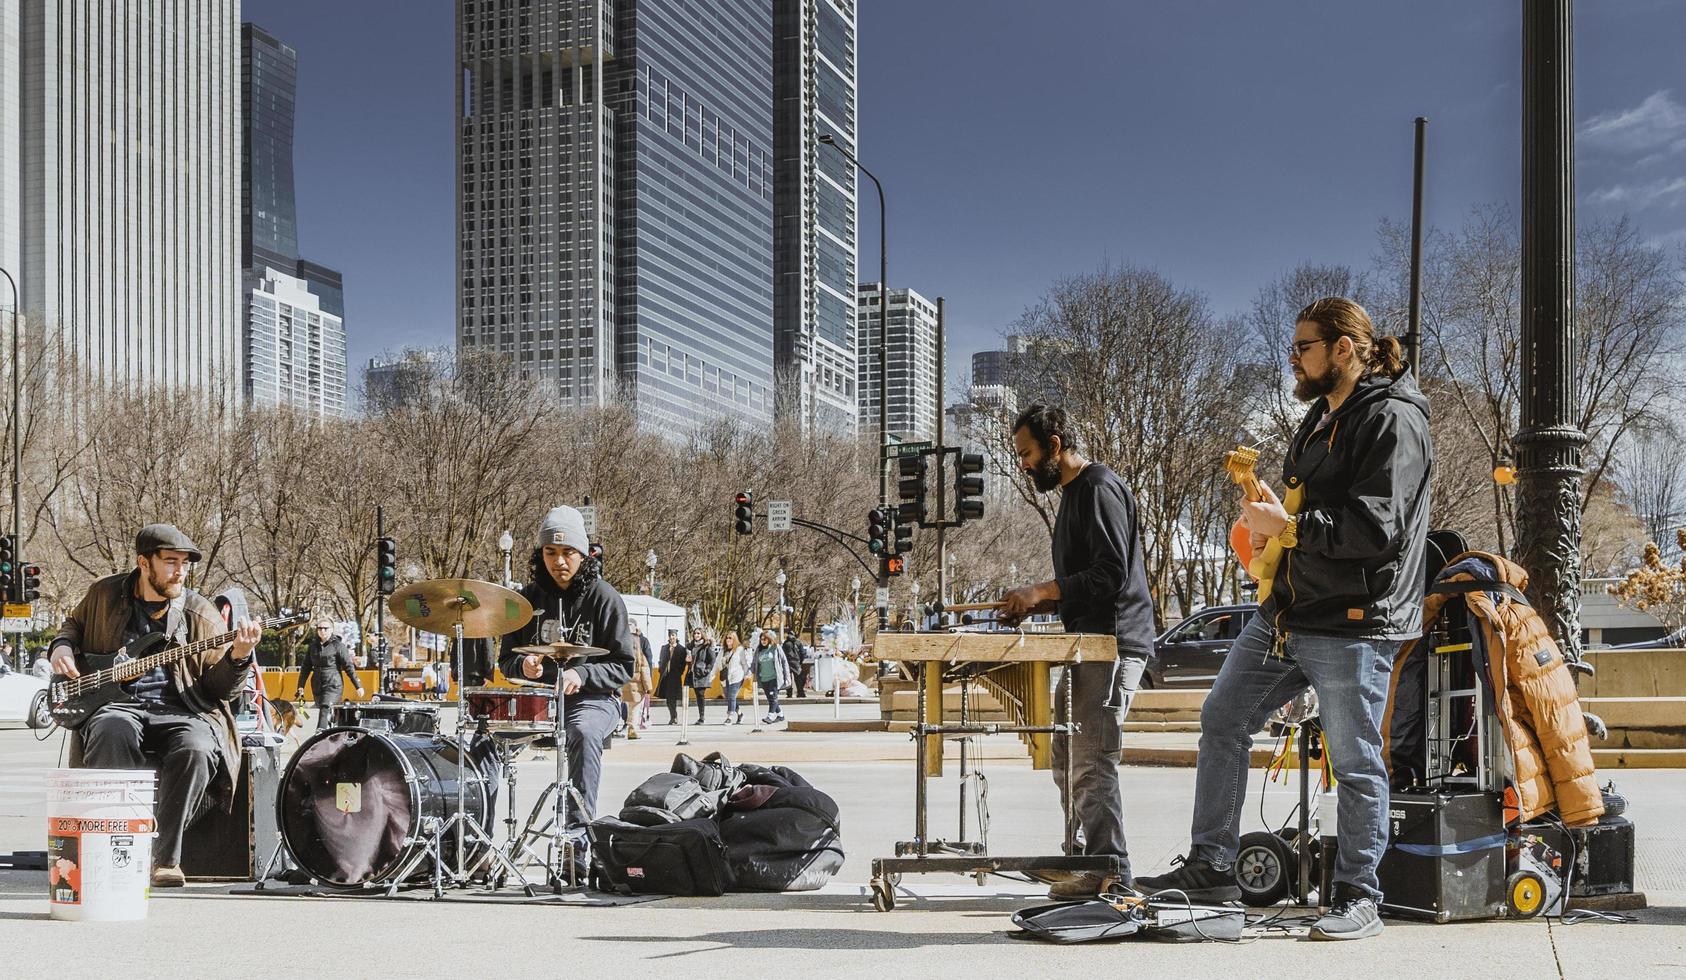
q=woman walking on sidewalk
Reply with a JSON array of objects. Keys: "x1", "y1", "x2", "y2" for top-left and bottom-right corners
[
  {"x1": 719, "y1": 631, "x2": 751, "y2": 724},
  {"x1": 754, "y1": 629, "x2": 792, "y2": 724}
]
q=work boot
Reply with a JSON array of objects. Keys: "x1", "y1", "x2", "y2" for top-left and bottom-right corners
[
  {"x1": 1310, "y1": 883, "x2": 1384, "y2": 941},
  {"x1": 1047, "y1": 872, "x2": 1115, "y2": 901},
  {"x1": 151, "y1": 865, "x2": 186, "y2": 888},
  {"x1": 1134, "y1": 855, "x2": 1241, "y2": 903}
]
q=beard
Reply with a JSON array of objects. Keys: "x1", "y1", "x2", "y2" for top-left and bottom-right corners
[
  {"x1": 146, "y1": 568, "x2": 184, "y2": 599},
  {"x1": 1027, "y1": 453, "x2": 1063, "y2": 492},
  {"x1": 1293, "y1": 362, "x2": 1339, "y2": 402}
]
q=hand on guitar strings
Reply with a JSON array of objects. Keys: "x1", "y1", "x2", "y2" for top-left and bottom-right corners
[
  {"x1": 231, "y1": 618, "x2": 263, "y2": 661},
  {"x1": 1239, "y1": 482, "x2": 1291, "y2": 539}
]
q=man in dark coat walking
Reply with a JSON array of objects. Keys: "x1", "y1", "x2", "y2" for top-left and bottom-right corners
[
  {"x1": 297, "y1": 619, "x2": 365, "y2": 730},
  {"x1": 656, "y1": 629, "x2": 688, "y2": 723}
]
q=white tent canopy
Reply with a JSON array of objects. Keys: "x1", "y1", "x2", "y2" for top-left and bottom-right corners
[{"x1": 621, "y1": 594, "x2": 689, "y2": 646}]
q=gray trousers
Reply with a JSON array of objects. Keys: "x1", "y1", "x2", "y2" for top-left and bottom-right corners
[
  {"x1": 1050, "y1": 658, "x2": 1144, "y2": 878},
  {"x1": 80, "y1": 701, "x2": 221, "y2": 867},
  {"x1": 563, "y1": 695, "x2": 623, "y2": 828}
]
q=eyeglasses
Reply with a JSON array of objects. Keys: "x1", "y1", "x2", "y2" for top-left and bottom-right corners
[{"x1": 1287, "y1": 338, "x2": 1333, "y2": 360}]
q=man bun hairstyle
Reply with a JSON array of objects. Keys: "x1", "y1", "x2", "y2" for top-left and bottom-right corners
[
  {"x1": 1012, "y1": 403, "x2": 1076, "y2": 455},
  {"x1": 1296, "y1": 297, "x2": 1408, "y2": 377}
]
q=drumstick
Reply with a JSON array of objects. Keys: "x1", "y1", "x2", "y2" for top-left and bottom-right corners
[{"x1": 943, "y1": 602, "x2": 1004, "y2": 614}]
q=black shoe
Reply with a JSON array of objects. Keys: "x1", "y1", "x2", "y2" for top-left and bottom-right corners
[
  {"x1": 1310, "y1": 883, "x2": 1384, "y2": 941},
  {"x1": 1134, "y1": 855, "x2": 1241, "y2": 903}
]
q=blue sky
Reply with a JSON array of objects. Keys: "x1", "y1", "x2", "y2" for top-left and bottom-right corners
[{"x1": 248, "y1": 0, "x2": 1686, "y2": 386}]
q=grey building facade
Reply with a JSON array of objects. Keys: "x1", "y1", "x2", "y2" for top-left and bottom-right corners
[
  {"x1": 773, "y1": 0, "x2": 857, "y2": 435},
  {"x1": 456, "y1": 0, "x2": 776, "y2": 431},
  {"x1": 3, "y1": 0, "x2": 242, "y2": 399},
  {"x1": 856, "y1": 283, "x2": 939, "y2": 442}
]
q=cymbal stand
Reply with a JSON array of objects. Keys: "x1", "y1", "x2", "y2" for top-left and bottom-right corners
[
  {"x1": 510, "y1": 604, "x2": 592, "y2": 892},
  {"x1": 417, "y1": 617, "x2": 531, "y2": 894}
]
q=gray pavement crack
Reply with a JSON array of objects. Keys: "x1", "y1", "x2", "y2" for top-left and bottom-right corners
[{"x1": 1546, "y1": 917, "x2": 1566, "y2": 979}]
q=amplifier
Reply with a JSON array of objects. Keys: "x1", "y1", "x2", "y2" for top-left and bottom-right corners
[
  {"x1": 1377, "y1": 790, "x2": 1507, "y2": 922},
  {"x1": 182, "y1": 745, "x2": 281, "y2": 881},
  {"x1": 1519, "y1": 815, "x2": 1636, "y2": 897}
]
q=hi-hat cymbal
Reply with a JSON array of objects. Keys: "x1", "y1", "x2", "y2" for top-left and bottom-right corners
[
  {"x1": 511, "y1": 641, "x2": 611, "y2": 659},
  {"x1": 388, "y1": 578, "x2": 534, "y2": 639}
]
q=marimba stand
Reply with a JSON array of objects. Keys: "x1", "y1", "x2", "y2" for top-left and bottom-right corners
[{"x1": 866, "y1": 630, "x2": 1125, "y2": 911}]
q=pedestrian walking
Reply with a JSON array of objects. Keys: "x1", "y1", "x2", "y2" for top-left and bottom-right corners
[
  {"x1": 297, "y1": 619, "x2": 366, "y2": 730},
  {"x1": 686, "y1": 627, "x2": 718, "y2": 724},
  {"x1": 718, "y1": 631, "x2": 751, "y2": 724},
  {"x1": 656, "y1": 629, "x2": 688, "y2": 723},
  {"x1": 753, "y1": 629, "x2": 791, "y2": 724}
]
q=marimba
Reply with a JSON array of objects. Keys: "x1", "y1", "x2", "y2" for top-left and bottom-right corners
[{"x1": 866, "y1": 629, "x2": 1124, "y2": 911}]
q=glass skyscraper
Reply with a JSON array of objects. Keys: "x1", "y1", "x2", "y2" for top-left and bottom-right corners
[
  {"x1": 773, "y1": 0, "x2": 857, "y2": 435},
  {"x1": 457, "y1": 0, "x2": 776, "y2": 431},
  {"x1": 240, "y1": 23, "x2": 348, "y2": 417}
]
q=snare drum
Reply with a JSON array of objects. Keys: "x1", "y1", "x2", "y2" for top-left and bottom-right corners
[
  {"x1": 329, "y1": 699, "x2": 440, "y2": 735},
  {"x1": 463, "y1": 687, "x2": 555, "y2": 736}
]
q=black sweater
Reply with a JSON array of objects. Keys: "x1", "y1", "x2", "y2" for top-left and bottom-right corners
[
  {"x1": 498, "y1": 574, "x2": 635, "y2": 697},
  {"x1": 1052, "y1": 462, "x2": 1157, "y2": 660}
]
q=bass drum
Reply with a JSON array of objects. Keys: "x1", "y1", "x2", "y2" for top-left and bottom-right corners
[{"x1": 279, "y1": 727, "x2": 494, "y2": 887}]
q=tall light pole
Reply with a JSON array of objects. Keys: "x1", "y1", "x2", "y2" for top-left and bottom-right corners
[
  {"x1": 775, "y1": 567, "x2": 788, "y2": 631},
  {"x1": 1515, "y1": 0, "x2": 1586, "y2": 659},
  {"x1": 646, "y1": 549, "x2": 659, "y2": 596},
  {"x1": 1, "y1": 267, "x2": 19, "y2": 572},
  {"x1": 818, "y1": 134, "x2": 887, "y2": 511},
  {"x1": 498, "y1": 530, "x2": 514, "y2": 589}
]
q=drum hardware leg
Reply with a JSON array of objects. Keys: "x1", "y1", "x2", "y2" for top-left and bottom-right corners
[{"x1": 253, "y1": 836, "x2": 292, "y2": 890}]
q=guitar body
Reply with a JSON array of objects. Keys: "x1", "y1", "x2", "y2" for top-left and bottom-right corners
[
  {"x1": 49, "y1": 632, "x2": 176, "y2": 730},
  {"x1": 1222, "y1": 446, "x2": 1304, "y2": 605}
]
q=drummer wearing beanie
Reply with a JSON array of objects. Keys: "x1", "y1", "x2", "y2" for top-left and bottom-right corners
[{"x1": 498, "y1": 506, "x2": 635, "y2": 851}]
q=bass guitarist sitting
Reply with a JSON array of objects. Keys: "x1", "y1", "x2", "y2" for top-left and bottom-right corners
[{"x1": 46, "y1": 524, "x2": 261, "y2": 887}]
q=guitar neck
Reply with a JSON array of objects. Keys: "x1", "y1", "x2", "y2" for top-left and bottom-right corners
[{"x1": 99, "y1": 615, "x2": 286, "y2": 687}]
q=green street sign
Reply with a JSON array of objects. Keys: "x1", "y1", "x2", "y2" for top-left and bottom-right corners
[{"x1": 882, "y1": 441, "x2": 934, "y2": 459}]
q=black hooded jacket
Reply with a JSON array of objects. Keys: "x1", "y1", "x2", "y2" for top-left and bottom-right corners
[
  {"x1": 498, "y1": 560, "x2": 635, "y2": 697},
  {"x1": 1263, "y1": 367, "x2": 1434, "y2": 640}
]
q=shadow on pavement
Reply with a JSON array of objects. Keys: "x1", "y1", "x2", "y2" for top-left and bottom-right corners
[{"x1": 585, "y1": 927, "x2": 1014, "y2": 955}]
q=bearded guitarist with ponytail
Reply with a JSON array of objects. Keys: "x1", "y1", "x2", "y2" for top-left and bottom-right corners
[{"x1": 1137, "y1": 298, "x2": 1433, "y2": 942}]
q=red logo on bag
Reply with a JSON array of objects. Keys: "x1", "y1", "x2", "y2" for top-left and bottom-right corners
[{"x1": 628, "y1": 867, "x2": 644, "y2": 878}]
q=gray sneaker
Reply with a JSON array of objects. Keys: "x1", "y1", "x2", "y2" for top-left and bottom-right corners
[{"x1": 1310, "y1": 884, "x2": 1384, "y2": 941}]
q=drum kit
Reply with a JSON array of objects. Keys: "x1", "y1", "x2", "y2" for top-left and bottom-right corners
[{"x1": 259, "y1": 577, "x2": 612, "y2": 898}]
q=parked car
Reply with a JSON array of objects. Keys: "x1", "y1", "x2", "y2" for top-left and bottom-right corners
[
  {"x1": 1603, "y1": 626, "x2": 1686, "y2": 650},
  {"x1": 0, "y1": 660, "x2": 51, "y2": 729},
  {"x1": 1144, "y1": 604, "x2": 1259, "y2": 689}
]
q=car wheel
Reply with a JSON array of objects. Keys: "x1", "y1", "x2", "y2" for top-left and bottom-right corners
[{"x1": 27, "y1": 689, "x2": 53, "y2": 730}]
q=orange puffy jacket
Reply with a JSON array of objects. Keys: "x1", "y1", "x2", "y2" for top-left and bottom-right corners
[{"x1": 1383, "y1": 552, "x2": 1604, "y2": 827}]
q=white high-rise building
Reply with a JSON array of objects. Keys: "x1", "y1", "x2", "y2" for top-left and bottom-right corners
[
  {"x1": 244, "y1": 267, "x2": 347, "y2": 418},
  {"x1": 773, "y1": 0, "x2": 857, "y2": 436},
  {"x1": 856, "y1": 283, "x2": 939, "y2": 442},
  {"x1": 1, "y1": 1, "x2": 242, "y2": 399}
]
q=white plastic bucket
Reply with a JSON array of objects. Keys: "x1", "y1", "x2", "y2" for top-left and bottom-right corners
[{"x1": 46, "y1": 768, "x2": 157, "y2": 921}]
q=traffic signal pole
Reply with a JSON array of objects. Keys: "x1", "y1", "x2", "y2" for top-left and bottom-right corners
[
  {"x1": 935, "y1": 297, "x2": 947, "y2": 612},
  {"x1": 375, "y1": 506, "x2": 387, "y2": 686}
]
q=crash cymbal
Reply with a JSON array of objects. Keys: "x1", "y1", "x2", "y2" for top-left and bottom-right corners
[
  {"x1": 511, "y1": 641, "x2": 611, "y2": 659},
  {"x1": 387, "y1": 578, "x2": 534, "y2": 639}
]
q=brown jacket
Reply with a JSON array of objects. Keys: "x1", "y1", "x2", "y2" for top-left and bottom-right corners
[
  {"x1": 1384, "y1": 553, "x2": 1604, "y2": 827},
  {"x1": 51, "y1": 570, "x2": 246, "y2": 811}
]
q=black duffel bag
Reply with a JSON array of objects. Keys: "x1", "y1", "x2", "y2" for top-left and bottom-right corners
[
  {"x1": 590, "y1": 816, "x2": 734, "y2": 896},
  {"x1": 717, "y1": 774, "x2": 845, "y2": 891}
]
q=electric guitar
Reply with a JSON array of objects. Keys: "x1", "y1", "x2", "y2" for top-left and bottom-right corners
[
  {"x1": 1224, "y1": 446, "x2": 1303, "y2": 604},
  {"x1": 48, "y1": 611, "x2": 309, "y2": 729}
]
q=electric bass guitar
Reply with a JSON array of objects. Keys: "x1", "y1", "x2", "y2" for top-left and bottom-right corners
[
  {"x1": 47, "y1": 611, "x2": 309, "y2": 729},
  {"x1": 1224, "y1": 446, "x2": 1302, "y2": 604}
]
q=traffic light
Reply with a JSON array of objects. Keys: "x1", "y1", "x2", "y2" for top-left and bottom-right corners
[
  {"x1": 897, "y1": 455, "x2": 929, "y2": 527},
  {"x1": 733, "y1": 491, "x2": 754, "y2": 536},
  {"x1": 20, "y1": 562, "x2": 41, "y2": 602},
  {"x1": 867, "y1": 508, "x2": 888, "y2": 554},
  {"x1": 955, "y1": 452, "x2": 986, "y2": 522},
  {"x1": 0, "y1": 534, "x2": 14, "y2": 600},
  {"x1": 892, "y1": 509, "x2": 913, "y2": 555},
  {"x1": 376, "y1": 536, "x2": 398, "y2": 595}
]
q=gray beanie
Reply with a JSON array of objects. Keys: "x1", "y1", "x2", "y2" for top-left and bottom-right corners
[{"x1": 535, "y1": 505, "x2": 590, "y2": 554}]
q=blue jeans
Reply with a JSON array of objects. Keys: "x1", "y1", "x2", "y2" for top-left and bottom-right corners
[
  {"x1": 760, "y1": 679, "x2": 782, "y2": 715},
  {"x1": 1189, "y1": 616, "x2": 1399, "y2": 900},
  {"x1": 724, "y1": 681, "x2": 741, "y2": 718}
]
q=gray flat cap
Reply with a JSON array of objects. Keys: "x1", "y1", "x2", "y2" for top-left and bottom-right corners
[{"x1": 135, "y1": 523, "x2": 203, "y2": 562}]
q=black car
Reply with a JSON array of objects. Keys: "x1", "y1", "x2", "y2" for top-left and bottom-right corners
[{"x1": 1144, "y1": 603, "x2": 1259, "y2": 688}]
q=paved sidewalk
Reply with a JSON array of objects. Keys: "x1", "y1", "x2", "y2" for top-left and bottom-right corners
[{"x1": 2, "y1": 704, "x2": 1682, "y2": 979}]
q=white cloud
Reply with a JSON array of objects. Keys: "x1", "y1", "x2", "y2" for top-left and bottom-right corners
[
  {"x1": 1589, "y1": 176, "x2": 1686, "y2": 209},
  {"x1": 1579, "y1": 90, "x2": 1686, "y2": 156}
]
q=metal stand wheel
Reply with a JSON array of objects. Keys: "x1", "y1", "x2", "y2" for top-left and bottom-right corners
[
  {"x1": 1235, "y1": 830, "x2": 1295, "y2": 907},
  {"x1": 869, "y1": 877, "x2": 896, "y2": 912}
]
